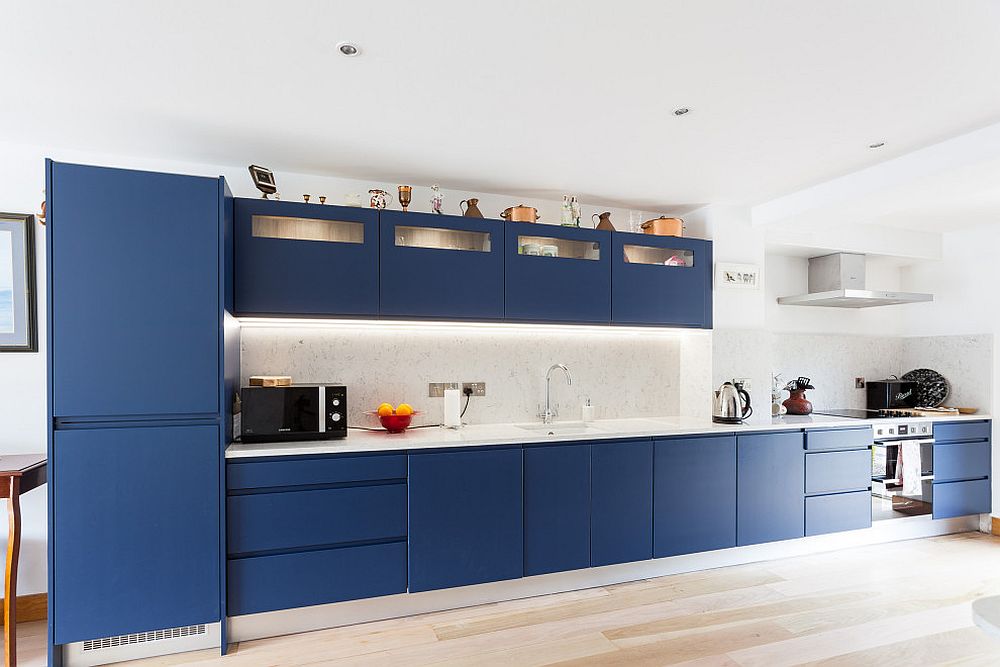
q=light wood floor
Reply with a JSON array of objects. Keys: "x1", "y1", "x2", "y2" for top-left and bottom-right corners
[{"x1": 10, "y1": 532, "x2": 1000, "y2": 666}]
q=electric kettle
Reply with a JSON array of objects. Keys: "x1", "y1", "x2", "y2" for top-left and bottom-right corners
[{"x1": 713, "y1": 381, "x2": 753, "y2": 424}]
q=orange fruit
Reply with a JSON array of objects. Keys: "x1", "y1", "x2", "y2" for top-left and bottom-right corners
[
  {"x1": 395, "y1": 403, "x2": 414, "y2": 416},
  {"x1": 376, "y1": 403, "x2": 394, "y2": 417}
]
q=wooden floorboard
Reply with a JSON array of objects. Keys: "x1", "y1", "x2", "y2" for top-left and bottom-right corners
[{"x1": 7, "y1": 532, "x2": 1000, "y2": 666}]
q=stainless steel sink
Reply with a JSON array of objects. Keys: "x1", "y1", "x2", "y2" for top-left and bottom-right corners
[{"x1": 515, "y1": 422, "x2": 606, "y2": 436}]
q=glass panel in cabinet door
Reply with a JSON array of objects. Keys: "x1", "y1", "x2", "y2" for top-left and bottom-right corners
[
  {"x1": 394, "y1": 225, "x2": 491, "y2": 252},
  {"x1": 251, "y1": 215, "x2": 365, "y2": 244},
  {"x1": 516, "y1": 235, "x2": 600, "y2": 261},
  {"x1": 622, "y1": 244, "x2": 693, "y2": 267}
]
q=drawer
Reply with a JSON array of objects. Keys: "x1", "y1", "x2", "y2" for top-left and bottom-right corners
[
  {"x1": 227, "y1": 453, "x2": 406, "y2": 490},
  {"x1": 934, "y1": 421, "x2": 991, "y2": 444},
  {"x1": 805, "y1": 449, "x2": 871, "y2": 494},
  {"x1": 228, "y1": 483, "x2": 406, "y2": 554},
  {"x1": 227, "y1": 541, "x2": 406, "y2": 616},
  {"x1": 935, "y1": 441, "x2": 991, "y2": 482},
  {"x1": 933, "y1": 478, "x2": 991, "y2": 519},
  {"x1": 805, "y1": 491, "x2": 872, "y2": 536},
  {"x1": 805, "y1": 427, "x2": 873, "y2": 451}
]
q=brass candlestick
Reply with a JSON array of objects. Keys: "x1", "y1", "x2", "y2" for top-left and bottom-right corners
[{"x1": 398, "y1": 185, "x2": 412, "y2": 212}]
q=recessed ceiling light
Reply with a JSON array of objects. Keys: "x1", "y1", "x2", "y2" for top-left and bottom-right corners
[
  {"x1": 673, "y1": 107, "x2": 690, "y2": 116},
  {"x1": 869, "y1": 141, "x2": 885, "y2": 149},
  {"x1": 337, "y1": 42, "x2": 361, "y2": 57}
]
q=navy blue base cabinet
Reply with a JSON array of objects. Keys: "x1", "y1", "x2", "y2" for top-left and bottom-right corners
[
  {"x1": 933, "y1": 420, "x2": 991, "y2": 518},
  {"x1": 408, "y1": 447, "x2": 524, "y2": 592},
  {"x1": 523, "y1": 443, "x2": 591, "y2": 576},
  {"x1": 737, "y1": 431, "x2": 805, "y2": 546},
  {"x1": 654, "y1": 435, "x2": 736, "y2": 557},
  {"x1": 591, "y1": 440, "x2": 653, "y2": 566}
]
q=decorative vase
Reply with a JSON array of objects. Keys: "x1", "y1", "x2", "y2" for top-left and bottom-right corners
[{"x1": 783, "y1": 389, "x2": 813, "y2": 415}]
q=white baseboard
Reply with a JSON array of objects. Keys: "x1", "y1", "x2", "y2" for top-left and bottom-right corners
[{"x1": 62, "y1": 622, "x2": 220, "y2": 667}]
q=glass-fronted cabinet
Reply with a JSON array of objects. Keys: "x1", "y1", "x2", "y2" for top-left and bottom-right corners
[
  {"x1": 612, "y1": 232, "x2": 713, "y2": 328},
  {"x1": 234, "y1": 198, "x2": 379, "y2": 316},
  {"x1": 504, "y1": 223, "x2": 612, "y2": 323},
  {"x1": 379, "y1": 210, "x2": 504, "y2": 320}
]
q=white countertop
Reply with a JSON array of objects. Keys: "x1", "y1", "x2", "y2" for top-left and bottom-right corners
[{"x1": 225, "y1": 413, "x2": 991, "y2": 459}]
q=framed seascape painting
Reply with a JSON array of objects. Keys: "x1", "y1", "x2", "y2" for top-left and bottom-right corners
[{"x1": 0, "y1": 213, "x2": 37, "y2": 352}]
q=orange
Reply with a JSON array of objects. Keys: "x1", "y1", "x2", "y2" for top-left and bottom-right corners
[
  {"x1": 376, "y1": 403, "x2": 394, "y2": 417},
  {"x1": 395, "y1": 403, "x2": 414, "y2": 416}
]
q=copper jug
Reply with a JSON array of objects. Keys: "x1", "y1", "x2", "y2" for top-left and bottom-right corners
[
  {"x1": 459, "y1": 198, "x2": 484, "y2": 218},
  {"x1": 500, "y1": 205, "x2": 540, "y2": 223},
  {"x1": 592, "y1": 211, "x2": 615, "y2": 231}
]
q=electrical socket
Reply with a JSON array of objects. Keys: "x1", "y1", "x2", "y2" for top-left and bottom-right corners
[
  {"x1": 855, "y1": 377, "x2": 865, "y2": 389},
  {"x1": 732, "y1": 377, "x2": 752, "y2": 392},
  {"x1": 462, "y1": 382, "x2": 487, "y2": 397},
  {"x1": 428, "y1": 382, "x2": 460, "y2": 397}
]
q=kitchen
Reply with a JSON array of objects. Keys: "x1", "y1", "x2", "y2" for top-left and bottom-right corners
[{"x1": 2, "y1": 2, "x2": 1000, "y2": 666}]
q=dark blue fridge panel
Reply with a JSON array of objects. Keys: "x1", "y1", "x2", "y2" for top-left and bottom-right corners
[
  {"x1": 53, "y1": 425, "x2": 220, "y2": 644},
  {"x1": 612, "y1": 233, "x2": 713, "y2": 328},
  {"x1": 49, "y1": 162, "x2": 221, "y2": 418},
  {"x1": 379, "y1": 210, "x2": 503, "y2": 320},
  {"x1": 504, "y1": 223, "x2": 611, "y2": 323},
  {"x1": 234, "y1": 198, "x2": 378, "y2": 317}
]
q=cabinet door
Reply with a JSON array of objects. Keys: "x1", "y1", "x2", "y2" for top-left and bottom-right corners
[
  {"x1": 523, "y1": 443, "x2": 591, "y2": 576},
  {"x1": 611, "y1": 233, "x2": 712, "y2": 328},
  {"x1": 53, "y1": 426, "x2": 220, "y2": 644},
  {"x1": 408, "y1": 447, "x2": 523, "y2": 592},
  {"x1": 234, "y1": 198, "x2": 378, "y2": 316},
  {"x1": 592, "y1": 440, "x2": 653, "y2": 566},
  {"x1": 380, "y1": 211, "x2": 503, "y2": 320},
  {"x1": 505, "y1": 223, "x2": 611, "y2": 323},
  {"x1": 50, "y1": 162, "x2": 221, "y2": 417},
  {"x1": 737, "y1": 431, "x2": 805, "y2": 546},
  {"x1": 654, "y1": 435, "x2": 736, "y2": 557}
]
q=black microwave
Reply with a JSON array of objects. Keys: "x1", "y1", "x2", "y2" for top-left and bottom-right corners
[{"x1": 239, "y1": 385, "x2": 347, "y2": 442}]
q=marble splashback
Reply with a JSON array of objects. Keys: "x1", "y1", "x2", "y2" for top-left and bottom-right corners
[
  {"x1": 900, "y1": 334, "x2": 993, "y2": 412},
  {"x1": 240, "y1": 324, "x2": 701, "y2": 427}
]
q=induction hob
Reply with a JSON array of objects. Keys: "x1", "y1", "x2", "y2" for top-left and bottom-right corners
[{"x1": 813, "y1": 408, "x2": 922, "y2": 420}]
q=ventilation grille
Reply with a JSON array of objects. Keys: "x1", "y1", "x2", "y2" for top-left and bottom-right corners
[{"x1": 82, "y1": 624, "x2": 207, "y2": 652}]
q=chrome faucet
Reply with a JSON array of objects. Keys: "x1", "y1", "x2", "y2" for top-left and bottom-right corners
[{"x1": 539, "y1": 363, "x2": 573, "y2": 424}]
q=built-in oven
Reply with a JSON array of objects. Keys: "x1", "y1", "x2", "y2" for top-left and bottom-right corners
[{"x1": 871, "y1": 420, "x2": 934, "y2": 518}]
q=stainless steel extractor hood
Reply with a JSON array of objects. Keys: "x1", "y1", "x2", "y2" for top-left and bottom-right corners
[{"x1": 777, "y1": 253, "x2": 933, "y2": 308}]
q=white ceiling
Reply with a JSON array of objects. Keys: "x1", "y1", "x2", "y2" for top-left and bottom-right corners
[{"x1": 6, "y1": 1, "x2": 1000, "y2": 210}]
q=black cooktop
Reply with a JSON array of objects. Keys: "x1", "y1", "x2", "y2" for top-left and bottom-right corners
[{"x1": 813, "y1": 409, "x2": 918, "y2": 420}]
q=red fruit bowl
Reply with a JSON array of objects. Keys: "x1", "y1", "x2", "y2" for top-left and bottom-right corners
[{"x1": 368, "y1": 411, "x2": 421, "y2": 433}]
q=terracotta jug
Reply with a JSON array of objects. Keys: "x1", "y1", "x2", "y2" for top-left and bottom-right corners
[
  {"x1": 783, "y1": 389, "x2": 813, "y2": 415},
  {"x1": 460, "y1": 198, "x2": 484, "y2": 218},
  {"x1": 592, "y1": 211, "x2": 615, "y2": 231}
]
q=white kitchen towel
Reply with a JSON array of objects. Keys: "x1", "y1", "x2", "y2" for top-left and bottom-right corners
[{"x1": 899, "y1": 440, "x2": 923, "y2": 497}]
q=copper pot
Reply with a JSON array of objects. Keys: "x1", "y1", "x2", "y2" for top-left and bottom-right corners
[
  {"x1": 641, "y1": 216, "x2": 684, "y2": 237},
  {"x1": 500, "y1": 204, "x2": 540, "y2": 223}
]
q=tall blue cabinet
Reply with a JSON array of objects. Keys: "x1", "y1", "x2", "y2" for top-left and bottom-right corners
[{"x1": 46, "y1": 162, "x2": 236, "y2": 664}]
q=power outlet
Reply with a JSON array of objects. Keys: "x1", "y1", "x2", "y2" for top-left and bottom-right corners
[
  {"x1": 855, "y1": 377, "x2": 866, "y2": 389},
  {"x1": 462, "y1": 382, "x2": 487, "y2": 397},
  {"x1": 428, "y1": 382, "x2": 460, "y2": 397},
  {"x1": 732, "y1": 378, "x2": 752, "y2": 392}
]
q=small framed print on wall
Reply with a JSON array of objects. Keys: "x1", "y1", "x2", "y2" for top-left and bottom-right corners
[
  {"x1": 715, "y1": 262, "x2": 760, "y2": 290},
  {"x1": 0, "y1": 213, "x2": 37, "y2": 352}
]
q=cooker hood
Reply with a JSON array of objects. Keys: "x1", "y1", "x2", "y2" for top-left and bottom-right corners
[{"x1": 777, "y1": 253, "x2": 933, "y2": 308}]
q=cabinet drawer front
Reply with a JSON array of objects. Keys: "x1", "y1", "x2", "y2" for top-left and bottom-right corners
[
  {"x1": 934, "y1": 420, "x2": 991, "y2": 443},
  {"x1": 227, "y1": 541, "x2": 406, "y2": 616},
  {"x1": 805, "y1": 449, "x2": 871, "y2": 494},
  {"x1": 805, "y1": 491, "x2": 872, "y2": 536},
  {"x1": 228, "y1": 484, "x2": 406, "y2": 554},
  {"x1": 227, "y1": 454, "x2": 406, "y2": 490},
  {"x1": 805, "y1": 427, "x2": 873, "y2": 451},
  {"x1": 933, "y1": 479, "x2": 992, "y2": 519},
  {"x1": 935, "y1": 441, "x2": 991, "y2": 482}
]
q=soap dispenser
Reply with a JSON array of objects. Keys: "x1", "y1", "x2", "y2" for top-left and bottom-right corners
[{"x1": 581, "y1": 397, "x2": 595, "y2": 423}]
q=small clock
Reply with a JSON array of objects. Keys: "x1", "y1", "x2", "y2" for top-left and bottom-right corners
[{"x1": 248, "y1": 165, "x2": 277, "y2": 198}]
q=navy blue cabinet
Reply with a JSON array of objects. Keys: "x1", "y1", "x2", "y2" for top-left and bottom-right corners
[
  {"x1": 654, "y1": 435, "x2": 736, "y2": 557},
  {"x1": 380, "y1": 211, "x2": 503, "y2": 320},
  {"x1": 737, "y1": 431, "x2": 805, "y2": 546},
  {"x1": 523, "y1": 443, "x2": 591, "y2": 576},
  {"x1": 611, "y1": 232, "x2": 712, "y2": 328},
  {"x1": 234, "y1": 198, "x2": 378, "y2": 317},
  {"x1": 53, "y1": 426, "x2": 220, "y2": 644},
  {"x1": 591, "y1": 440, "x2": 653, "y2": 566},
  {"x1": 505, "y1": 223, "x2": 611, "y2": 323},
  {"x1": 49, "y1": 162, "x2": 222, "y2": 418},
  {"x1": 408, "y1": 447, "x2": 523, "y2": 592},
  {"x1": 932, "y1": 420, "x2": 991, "y2": 518}
]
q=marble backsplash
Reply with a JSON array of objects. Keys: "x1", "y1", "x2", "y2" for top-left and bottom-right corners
[
  {"x1": 900, "y1": 334, "x2": 993, "y2": 412},
  {"x1": 240, "y1": 324, "x2": 707, "y2": 427}
]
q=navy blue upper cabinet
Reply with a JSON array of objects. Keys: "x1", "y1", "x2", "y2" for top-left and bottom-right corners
[
  {"x1": 505, "y1": 223, "x2": 611, "y2": 323},
  {"x1": 49, "y1": 162, "x2": 222, "y2": 418},
  {"x1": 53, "y1": 425, "x2": 220, "y2": 644},
  {"x1": 654, "y1": 435, "x2": 736, "y2": 557},
  {"x1": 737, "y1": 431, "x2": 805, "y2": 546},
  {"x1": 523, "y1": 443, "x2": 591, "y2": 576},
  {"x1": 379, "y1": 211, "x2": 503, "y2": 320},
  {"x1": 591, "y1": 440, "x2": 653, "y2": 566},
  {"x1": 611, "y1": 232, "x2": 712, "y2": 328},
  {"x1": 408, "y1": 447, "x2": 523, "y2": 592},
  {"x1": 234, "y1": 198, "x2": 378, "y2": 317}
]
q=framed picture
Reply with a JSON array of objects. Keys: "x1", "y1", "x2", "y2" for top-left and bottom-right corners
[
  {"x1": 0, "y1": 213, "x2": 37, "y2": 352},
  {"x1": 715, "y1": 262, "x2": 761, "y2": 290}
]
